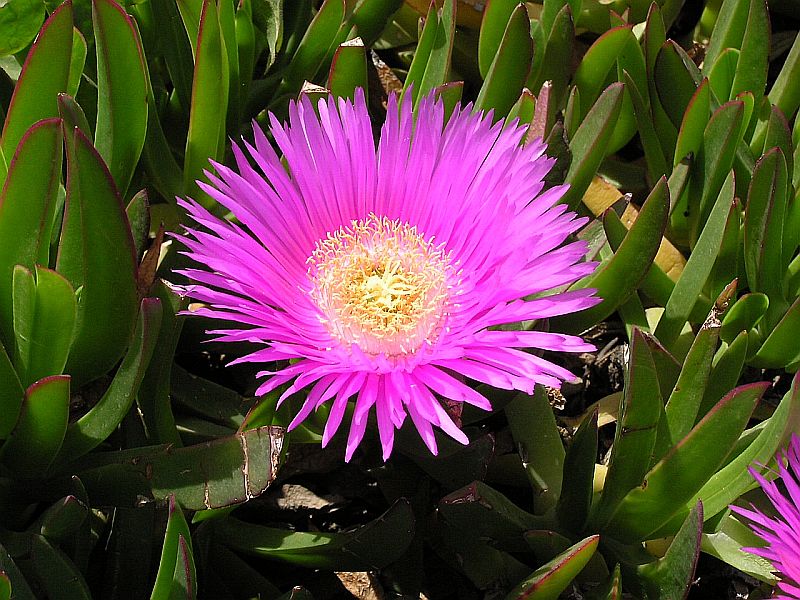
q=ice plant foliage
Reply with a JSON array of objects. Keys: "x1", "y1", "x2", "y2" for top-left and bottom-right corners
[
  {"x1": 732, "y1": 434, "x2": 800, "y2": 599},
  {"x1": 175, "y1": 90, "x2": 598, "y2": 460}
]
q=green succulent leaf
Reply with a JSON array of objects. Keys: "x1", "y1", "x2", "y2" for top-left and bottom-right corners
[
  {"x1": 475, "y1": 3, "x2": 533, "y2": 118},
  {"x1": 701, "y1": 514, "x2": 777, "y2": 582},
  {"x1": 504, "y1": 535, "x2": 599, "y2": 600},
  {"x1": 699, "y1": 330, "x2": 749, "y2": 416},
  {"x1": 30, "y1": 534, "x2": 91, "y2": 600},
  {"x1": 0, "y1": 0, "x2": 44, "y2": 56},
  {"x1": 184, "y1": 0, "x2": 230, "y2": 205},
  {"x1": 72, "y1": 425, "x2": 284, "y2": 509},
  {"x1": 674, "y1": 78, "x2": 711, "y2": 166},
  {"x1": 0, "y1": 118, "x2": 63, "y2": 347},
  {"x1": 605, "y1": 382, "x2": 767, "y2": 542},
  {"x1": 477, "y1": 0, "x2": 517, "y2": 79},
  {"x1": 556, "y1": 408, "x2": 598, "y2": 533},
  {"x1": 0, "y1": 543, "x2": 33, "y2": 600},
  {"x1": 93, "y1": 0, "x2": 149, "y2": 196},
  {"x1": 327, "y1": 37, "x2": 367, "y2": 101},
  {"x1": 214, "y1": 498, "x2": 414, "y2": 570},
  {"x1": 56, "y1": 297, "x2": 162, "y2": 463},
  {"x1": 637, "y1": 502, "x2": 703, "y2": 600},
  {"x1": 0, "y1": 0, "x2": 72, "y2": 164},
  {"x1": 562, "y1": 83, "x2": 625, "y2": 210},
  {"x1": 592, "y1": 329, "x2": 662, "y2": 529},
  {"x1": 12, "y1": 265, "x2": 76, "y2": 388},
  {"x1": 0, "y1": 341, "x2": 22, "y2": 440},
  {"x1": 151, "y1": 495, "x2": 197, "y2": 600},
  {"x1": 720, "y1": 293, "x2": 768, "y2": 343},
  {"x1": 67, "y1": 27, "x2": 87, "y2": 98},
  {"x1": 751, "y1": 295, "x2": 800, "y2": 368},
  {"x1": 655, "y1": 40, "x2": 702, "y2": 129},
  {"x1": 57, "y1": 126, "x2": 138, "y2": 386},
  {"x1": 1, "y1": 374, "x2": 70, "y2": 475},
  {"x1": 557, "y1": 177, "x2": 669, "y2": 332},
  {"x1": 504, "y1": 388, "x2": 564, "y2": 515},
  {"x1": 573, "y1": 25, "x2": 632, "y2": 120},
  {"x1": 57, "y1": 93, "x2": 91, "y2": 137},
  {"x1": 149, "y1": 0, "x2": 194, "y2": 111},
  {"x1": 403, "y1": 0, "x2": 455, "y2": 105}
]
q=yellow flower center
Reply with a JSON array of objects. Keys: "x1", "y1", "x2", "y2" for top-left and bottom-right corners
[{"x1": 308, "y1": 215, "x2": 452, "y2": 356}]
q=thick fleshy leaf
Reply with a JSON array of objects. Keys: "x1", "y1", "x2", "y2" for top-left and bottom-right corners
[
  {"x1": 701, "y1": 515, "x2": 777, "y2": 582},
  {"x1": 0, "y1": 0, "x2": 72, "y2": 164},
  {"x1": 556, "y1": 408, "x2": 597, "y2": 533},
  {"x1": 591, "y1": 329, "x2": 661, "y2": 529},
  {"x1": 654, "y1": 40, "x2": 701, "y2": 129},
  {"x1": 720, "y1": 293, "x2": 768, "y2": 343},
  {"x1": 37, "y1": 493, "x2": 89, "y2": 544},
  {"x1": 655, "y1": 171, "x2": 735, "y2": 349},
  {"x1": 327, "y1": 37, "x2": 367, "y2": 101},
  {"x1": 150, "y1": 496, "x2": 197, "y2": 600},
  {"x1": 0, "y1": 375, "x2": 70, "y2": 475},
  {"x1": 606, "y1": 382, "x2": 767, "y2": 542},
  {"x1": 572, "y1": 26, "x2": 632, "y2": 120},
  {"x1": 477, "y1": 0, "x2": 517, "y2": 79},
  {"x1": 12, "y1": 265, "x2": 76, "y2": 388},
  {"x1": 282, "y1": 0, "x2": 344, "y2": 91},
  {"x1": 0, "y1": 342, "x2": 22, "y2": 440},
  {"x1": 149, "y1": 0, "x2": 193, "y2": 111},
  {"x1": 562, "y1": 83, "x2": 625, "y2": 210},
  {"x1": 0, "y1": 542, "x2": 33, "y2": 600},
  {"x1": 637, "y1": 502, "x2": 703, "y2": 599},
  {"x1": 690, "y1": 101, "x2": 746, "y2": 239},
  {"x1": 404, "y1": 0, "x2": 455, "y2": 105},
  {"x1": 72, "y1": 425, "x2": 284, "y2": 509},
  {"x1": 504, "y1": 535, "x2": 599, "y2": 600},
  {"x1": 57, "y1": 93, "x2": 91, "y2": 137},
  {"x1": 0, "y1": 118, "x2": 63, "y2": 346},
  {"x1": 56, "y1": 298, "x2": 162, "y2": 462},
  {"x1": 184, "y1": 0, "x2": 229, "y2": 205},
  {"x1": 744, "y1": 148, "x2": 789, "y2": 312},
  {"x1": 557, "y1": 177, "x2": 669, "y2": 332},
  {"x1": 708, "y1": 49, "x2": 740, "y2": 102},
  {"x1": 439, "y1": 481, "x2": 547, "y2": 551},
  {"x1": 528, "y1": 5, "x2": 574, "y2": 110},
  {"x1": 0, "y1": 0, "x2": 44, "y2": 55},
  {"x1": 214, "y1": 499, "x2": 414, "y2": 570},
  {"x1": 699, "y1": 330, "x2": 748, "y2": 416},
  {"x1": 674, "y1": 78, "x2": 711, "y2": 166},
  {"x1": 751, "y1": 296, "x2": 800, "y2": 368},
  {"x1": 349, "y1": 0, "x2": 402, "y2": 46},
  {"x1": 663, "y1": 311, "x2": 720, "y2": 444},
  {"x1": 30, "y1": 535, "x2": 91, "y2": 600},
  {"x1": 475, "y1": 3, "x2": 533, "y2": 118},
  {"x1": 93, "y1": 0, "x2": 149, "y2": 195},
  {"x1": 57, "y1": 126, "x2": 138, "y2": 385},
  {"x1": 504, "y1": 388, "x2": 564, "y2": 515},
  {"x1": 624, "y1": 70, "x2": 667, "y2": 182},
  {"x1": 67, "y1": 27, "x2": 87, "y2": 98}
]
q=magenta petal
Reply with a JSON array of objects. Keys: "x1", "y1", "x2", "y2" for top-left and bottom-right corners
[{"x1": 174, "y1": 88, "x2": 597, "y2": 461}]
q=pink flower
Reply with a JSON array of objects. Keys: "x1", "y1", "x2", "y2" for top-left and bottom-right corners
[
  {"x1": 174, "y1": 90, "x2": 598, "y2": 461},
  {"x1": 732, "y1": 434, "x2": 800, "y2": 599}
]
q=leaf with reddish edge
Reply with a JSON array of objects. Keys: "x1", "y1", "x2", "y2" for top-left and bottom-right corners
[
  {"x1": 561, "y1": 83, "x2": 624, "y2": 211},
  {"x1": 572, "y1": 25, "x2": 632, "y2": 119},
  {"x1": 638, "y1": 502, "x2": 703, "y2": 600},
  {"x1": 433, "y1": 81, "x2": 464, "y2": 121},
  {"x1": 655, "y1": 171, "x2": 735, "y2": 350},
  {"x1": 504, "y1": 535, "x2": 599, "y2": 600},
  {"x1": 752, "y1": 296, "x2": 800, "y2": 367},
  {"x1": 653, "y1": 369, "x2": 800, "y2": 538},
  {"x1": 674, "y1": 78, "x2": 711, "y2": 168},
  {"x1": 0, "y1": 375, "x2": 70, "y2": 475},
  {"x1": 93, "y1": 0, "x2": 149, "y2": 196},
  {"x1": 0, "y1": 1, "x2": 72, "y2": 166},
  {"x1": 55, "y1": 298, "x2": 162, "y2": 463},
  {"x1": 184, "y1": 0, "x2": 229, "y2": 207},
  {"x1": 57, "y1": 126, "x2": 138, "y2": 386},
  {"x1": 591, "y1": 329, "x2": 661, "y2": 530},
  {"x1": 478, "y1": 0, "x2": 517, "y2": 79},
  {"x1": 327, "y1": 37, "x2": 367, "y2": 102},
  {"x1": 57, "y1": 94, "x2": 91, "y2": 137},
  {"x1": 12, "y1": 265, "x2": 76, "y2": 388},
  {"x1": 557, "y1": 177, "x2": 669, "y2": 332},
  {"x1": 151, "y1": 495, "x2": 197, "y2": 600},
  {"x1": 475, "y1": 3, "x2": 533, "y2": 119},
  {"x1": 0, "y1": 118, "x2": 63, "y2": 347},
  {"x1": 556, "y1": 408, "x2": 597, "y2": 533},
  {"x1": 605, "y1": 382, "x2": 767, "y2": 543},
  {"x1": 654, "y1": 40, "x2": 701, "y2": 129}
]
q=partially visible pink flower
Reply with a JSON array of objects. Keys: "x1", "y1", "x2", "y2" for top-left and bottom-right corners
[
  {"x1": 174, "y1": 89, "x2": 599, "y2": 461},
  {"x1": 732, "y1": 434, "x2": 800, "y2": 599}
]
